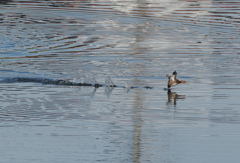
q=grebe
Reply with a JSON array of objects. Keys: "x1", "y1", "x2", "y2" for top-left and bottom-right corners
[{"x1": 166, "y1": 71, "x2": 186, "y2": 89}]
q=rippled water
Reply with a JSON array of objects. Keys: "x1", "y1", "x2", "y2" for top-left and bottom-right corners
[{"x1": 0, "y1": 0, "x2": 240, "y2": 162}]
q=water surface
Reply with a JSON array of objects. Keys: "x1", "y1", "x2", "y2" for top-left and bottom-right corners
[{"x1": 0, "y1": 0, "x2": 240, "y2": 162}]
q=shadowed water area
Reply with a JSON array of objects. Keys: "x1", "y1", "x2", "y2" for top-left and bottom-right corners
[{"x1": 0, "y1": 0, "x2": 240, "y2": 162}]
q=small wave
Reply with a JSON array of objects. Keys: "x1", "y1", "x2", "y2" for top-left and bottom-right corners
[
  {"x1": 1, "y1": 77, "x2": 102, "y2": 87},
  {"x1": 0, "y1": 77, "x2": 153, "y2": 89}
]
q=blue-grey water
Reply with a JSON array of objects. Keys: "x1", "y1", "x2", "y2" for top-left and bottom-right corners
[{"x1": 0, "y1": 0, "x2": 240, "y2": 162}]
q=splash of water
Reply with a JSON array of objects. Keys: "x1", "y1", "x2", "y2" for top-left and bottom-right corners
[
  {"x1": 105, "y1": 76, "x2": 115, "y2": 87},
  {"x1": 124, "y1": 82, "x2": 130, "y2": 89}
]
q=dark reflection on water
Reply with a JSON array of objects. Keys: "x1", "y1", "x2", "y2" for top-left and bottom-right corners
[
  {"x1": 0, "y1": 0, "x2": 240, "y2": 162},
  {"x1": 166, "y1": 90, "x2": 186, "y2": 106}
]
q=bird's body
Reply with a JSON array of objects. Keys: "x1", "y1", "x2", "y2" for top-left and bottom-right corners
[{"x1": 166, "y1": 71, "x2": 186, "y2": 89}]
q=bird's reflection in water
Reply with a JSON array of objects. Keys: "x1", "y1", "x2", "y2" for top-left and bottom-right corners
[{"x1": 166, "y1": 90, "x2": 186, "y2": 106}]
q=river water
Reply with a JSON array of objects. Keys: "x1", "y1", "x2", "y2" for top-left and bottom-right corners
[{"x1": 0, "y1": 0, "x2": 240, "y2": 162}]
